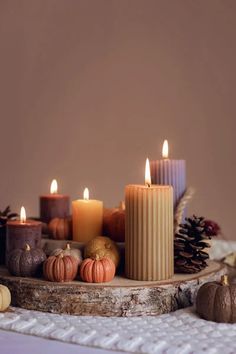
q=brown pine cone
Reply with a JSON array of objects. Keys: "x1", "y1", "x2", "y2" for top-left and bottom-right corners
[{"x1": 174, "y1": 215, "x2": 217, "y2": 274}]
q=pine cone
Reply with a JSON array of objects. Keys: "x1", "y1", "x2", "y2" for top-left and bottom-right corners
[{"x1": 174, "y1": 215, "x2": 217, "y2": 274}]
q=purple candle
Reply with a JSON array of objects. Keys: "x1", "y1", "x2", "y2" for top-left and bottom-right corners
[
  {"x1": 6, "y1": 206, "x2": 42, "y2": 263},
  {"x1": 150, "y1": 140, "x2": 186, "y2": 209},
  {"x1": 40, "y1": 179, "x2": 70, "y2": 223}
]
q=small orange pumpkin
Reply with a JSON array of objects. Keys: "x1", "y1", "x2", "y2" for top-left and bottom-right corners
[
  {"x1": 48, "y1": 217, "x2": 72, "y2": 240},
  {"x1": 80, "y1": 256, "x2": 115, "y2": 283},
  {"x1": 43, "y1": 254, "x2": 78, "y2": 282},
  {"x1": 103, "y1": 203, "x2": 125, "y2": 242}
]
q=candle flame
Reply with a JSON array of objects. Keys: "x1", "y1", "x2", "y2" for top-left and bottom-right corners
[
  {"x1": 20, "y1": 206, "x2": 26, "y2": 223},
  {"x1": 162, "y1": 139, "x2": 169, "y2": 159},
  {"x1": 50, "y1": 179, "x2": 58, "y2": 194},
  {"x1": 145, "y1": 158, "x2": 151, "y2": 187},
  {"x1": 83, "y1": 187, "x2": 89, "y2": 200}
]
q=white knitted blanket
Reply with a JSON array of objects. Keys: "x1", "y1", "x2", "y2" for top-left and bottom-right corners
[
  {"x1": 0, "y1": 239, "x2": 236, "y2": 354},
  {"x1": 1, "y1": 306, "x2": 236, "y2": 354}
]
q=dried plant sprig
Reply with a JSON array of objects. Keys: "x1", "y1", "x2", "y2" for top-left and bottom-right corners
[{"x1": 174, "y1": 187, "x2": 195, "y2": 234}]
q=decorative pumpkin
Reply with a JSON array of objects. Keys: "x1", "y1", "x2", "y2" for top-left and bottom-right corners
[
  {"x1": 43, "y1": 254, "x2": 78, "y2": 282},
  {"x1": 7, "y1": 244, "x2": 46, "y2": 277},
  {"x1": 0, "y1": 284, "x2": 11, "y2": 311},
  {"x1": 50, "y1": 243, "x2": 82, "y2": 266},
  {"x1": 80, "y1": 256, "x2": 115, "y2": 283},
  {"x1": 196, "y1": 275, "x2": 236, "y2": 323},
  {"x1": 48, "y1": 217, "x2": 72, "y2": 240},
  {"x1": 84, "y1": 236, "x2": 120, "y2": 268},
  {"x1": 103, "y1": 203, "x2": 125, "y2": 242}
]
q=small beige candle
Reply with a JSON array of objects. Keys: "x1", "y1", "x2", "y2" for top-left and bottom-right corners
[
  {"x1": 72, "y1": 188, "x2": 103, "y2": 242},
  {"x1": 125, "y1": 158, "x2": 174, "y2": 281}
]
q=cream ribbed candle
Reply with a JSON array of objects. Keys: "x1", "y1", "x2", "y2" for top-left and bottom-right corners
[{"x1": 125, "y1": 184, "x2": 173, "y2": 281}]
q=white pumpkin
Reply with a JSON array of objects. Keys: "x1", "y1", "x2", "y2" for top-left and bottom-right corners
[
  {"x1": 0, "y1": 284, "x2": 11, "y2": 311},
  {"x1": 51, "y1": 243, "x2": 82, "y2": 266}
]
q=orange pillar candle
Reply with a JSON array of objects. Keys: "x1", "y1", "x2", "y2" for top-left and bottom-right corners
[
  {"x1": 40, "y1": 179, "x2": 70, "y2": 223},
  {"x1": 72, "y1": 188, "x2": 103, "y2": 242},
  {"x1": 125, "y1": 159, "x2": 174, "y2": 281}
]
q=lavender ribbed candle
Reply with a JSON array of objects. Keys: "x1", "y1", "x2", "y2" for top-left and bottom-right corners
[{"x1": 150, "y1": 141, "x2": 186, "y2": 209}]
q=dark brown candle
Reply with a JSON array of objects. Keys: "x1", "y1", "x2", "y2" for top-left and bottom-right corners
[
  {"x1": 39, "y1": 179, "x2": 70, "y2": 223},
  {"x1": 6, "y1": 219, "x2": 42, "y2": 263}
]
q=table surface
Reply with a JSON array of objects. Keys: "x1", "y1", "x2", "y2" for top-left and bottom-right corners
[
  {"x1": 0, "y1": 329, "x2": 126, "y2": 354},
  {"x1": 1, "y1": 239, "x2": 236, "y2": 354}
]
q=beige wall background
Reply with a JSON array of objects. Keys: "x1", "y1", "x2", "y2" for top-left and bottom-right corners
[{"x1": 0, "y1": 0, "x2": 235, "y2": 238}]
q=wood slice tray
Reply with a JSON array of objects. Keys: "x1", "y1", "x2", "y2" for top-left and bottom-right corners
[{"x1": 0, "y1": 261, "x2": 226, "y2": 317}]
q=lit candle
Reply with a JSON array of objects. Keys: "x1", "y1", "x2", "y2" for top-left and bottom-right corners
[
  {"x1": 40, "y1": 179, "x2": 70, "y2": 223},
  {"x1": 6, "y1": 206, "x2": 42, "y2": 263},
  {"x1": 125, "y1": 159, "x2": 173, "y2": 281},
  {"x1": 72, "y1": 188, "x2": 103, "y2": 242},
  {"x1": 150, "y1": 140, "x2": 186, "y2": 209}
]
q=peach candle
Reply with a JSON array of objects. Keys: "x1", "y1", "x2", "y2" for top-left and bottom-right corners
[
  {"x1": 125, "y1": 159, "x2": 174, "y2": 281},
  {"x1": 72, "y1": 188, "x2": 103, "y2": 242}
]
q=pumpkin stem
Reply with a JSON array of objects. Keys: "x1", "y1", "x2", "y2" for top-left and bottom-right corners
[
  {"x1": 221, "y1": 275, "x2": 229, "y2": 286},
  {"x1": 119, "y1": 201, "x2": 125, "y2": 210},
  {"x1": 95, "y1": 254, "x2": 100, "y2": 261},
  {"x1": 65, "y1": 243, "x2": 71, "y2": 250},
  {"x1": 25, "y1": 244, "x2": 31, "y2": 251}
]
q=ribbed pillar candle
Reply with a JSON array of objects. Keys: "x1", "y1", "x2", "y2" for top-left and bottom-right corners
[
  {"x1": 125, "y1": 159, "x2": 174, "y2": 281},
  {"x1": 150, "y1": 140, "x2": 186, "y2": 209}
]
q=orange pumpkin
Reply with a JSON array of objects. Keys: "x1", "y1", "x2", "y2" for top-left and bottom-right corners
[
  {"x1": 103, "y1": 203, "x2": 125, "y2": 242},
  {"x1": 43, "y1": 254, "x2": 78, "y2": 282},
  {"x1": 80, "y1": 256, "x2": 115, "y2": 283},
  {"x1": 48, "y1": 217, "x2": 72, "y2": 240}
]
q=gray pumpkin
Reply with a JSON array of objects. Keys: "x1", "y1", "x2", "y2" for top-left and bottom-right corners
[{"x1": 8, "y1": 244, "x2": 46, "y2": 277}]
